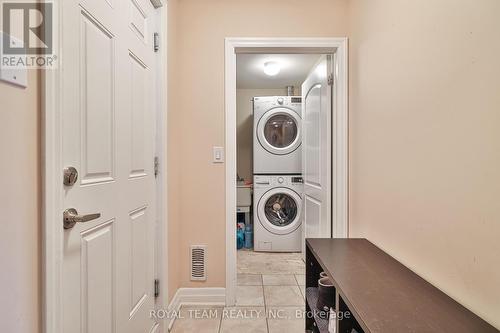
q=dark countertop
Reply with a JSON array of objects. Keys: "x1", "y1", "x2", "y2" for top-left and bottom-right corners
[{"x1": 306, "y1": 238, "x2": 499, "y2": 333}]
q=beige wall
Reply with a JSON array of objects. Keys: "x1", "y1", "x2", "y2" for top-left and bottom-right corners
[
  {"x1": 348, "y1": 0, "x2": 500, "y2": 328},
  {"x1": 0, "y1": 72, "x2": 41, "y2": 332},
  {"x1": 236, "y1": 88, "x2": 289, "y2": 180},
  {"x1": 167, "y1": 0, "x2": 349, "y2": 290}
]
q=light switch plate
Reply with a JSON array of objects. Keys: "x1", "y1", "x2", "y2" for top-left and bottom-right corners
[
  {"x1": 0, "y1": 65, "x2": 28, "y2": 88},
  {"x1": 213, "y1": 147, "x2": 225, "y2": 163},
  {"x1": 0, "y1": 32, "x2": 28, "y2": 88}
]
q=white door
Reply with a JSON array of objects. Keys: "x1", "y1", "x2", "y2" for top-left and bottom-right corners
[
  {"x1": 61, "y1": 0, "x2": 158, "y2": 332},
  {"x1": 301, "y1": 55, "x2": 333, "y2": 240}
]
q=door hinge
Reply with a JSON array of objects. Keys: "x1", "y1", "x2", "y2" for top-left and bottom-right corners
[
  {"x1": 153, "y1": 32, "x2": 160, "y2": 52},
  {"x1": 154, "y1": 279, "x2": 160, "y2": 298},
  {"x1": 154, "y1": 156, "x2": 159, "y2": 178},
  {"x1": 328, "y1": 73, "x2": 334, "y2": 86}
]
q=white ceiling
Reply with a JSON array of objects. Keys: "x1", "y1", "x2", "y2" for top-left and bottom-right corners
[{"x1": 236, "y1": 54, "x2": 322, "y2": 89}]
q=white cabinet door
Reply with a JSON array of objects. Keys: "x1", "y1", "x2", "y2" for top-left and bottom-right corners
[
  {"x1": 61, "y1": 0, "x2": 158, "y2": 332},
  {"x1": 302, "y1": 55, "x2": 333, "y2": 240}
]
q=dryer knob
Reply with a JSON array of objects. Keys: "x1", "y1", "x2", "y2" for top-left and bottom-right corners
[
  {"x1": 277, "y1": 177, "x2": 284, "y2": 184},
  {"x1": 277, "y1": 98, "x2": 284, "y2": 105}
]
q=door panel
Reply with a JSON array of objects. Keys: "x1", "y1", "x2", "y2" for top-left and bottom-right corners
[
  {"x1": 80, "y1": 13, "x2": 115, "y2": 184},
  {"x1": 62, "y1": 0, "x2": 157, "y2": 332},
  {"x1": 304, "y1": 84, "x2": 321, "y2": 187},
  {"x1": 129, "y1": 0, "x2": 147, "y2": 42},
  {"x1": 130, "y1": 206, "x2": 148, "y2": 313},
  {"x1": 130, "y1": 52, "x2": 148, "y2": 178},
  {"x1": 304, "y1": 196, "x2": 321, "y2": 239},
  {"x1": 81, "y1": 221, "x2": 115, "y2": 333},
  {"x1": 302, "y1": 55, "x2": 333, "y2": 239}
]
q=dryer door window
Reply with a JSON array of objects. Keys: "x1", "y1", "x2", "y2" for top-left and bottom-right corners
[
  {"x1": 264, "y1": 114, "x2": 298, "y2": 149},
  {"x1": 264, "y1": 193, "x2": 298, "y2": 227},
  {"x1": 257, "y1": 108, "x2": 302, "y2": 155}
]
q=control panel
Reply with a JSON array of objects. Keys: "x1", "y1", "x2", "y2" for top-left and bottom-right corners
[{"x1": 254, "y1": 175, "x2": 303, "y2": 188}]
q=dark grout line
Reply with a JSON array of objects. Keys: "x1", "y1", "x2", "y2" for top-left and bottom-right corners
[
  {"x1": 217, "y1": 312, "x2": 222, "y2": 333},
  {"x1": 264, "y1": 305, "x2": 270, "y2": 333}
]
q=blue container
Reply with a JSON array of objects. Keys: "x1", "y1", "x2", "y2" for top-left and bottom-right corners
[
  {"x1": 244, "y1": 229, "x2": 253, "y2": 249},
  {"x1": 237, "y1": 228, "x2": 245, "y2": 249}
]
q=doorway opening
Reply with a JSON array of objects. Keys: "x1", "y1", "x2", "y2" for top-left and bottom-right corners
[{"x1": 225, "y1": 38, "x2": 349, "y2": 306}]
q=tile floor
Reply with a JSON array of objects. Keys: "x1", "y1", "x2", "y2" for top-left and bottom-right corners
[{"x1": 170, "y1": 250, "x2": 306, "y2": 333}]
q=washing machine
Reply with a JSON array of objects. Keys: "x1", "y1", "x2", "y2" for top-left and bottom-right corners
[
  {"x1": 253, "y1": 96, "x2": 302, "y2": 174},
  {"x1": 253, "y1": 174, "x2": 303, "y2": 252}
]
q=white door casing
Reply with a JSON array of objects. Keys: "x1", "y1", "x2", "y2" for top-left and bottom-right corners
[
  {"x1": 302, "y1": 55, "x2": 333, "y2": 239},
  {"x1": 60, "y1": 0, "x2": 158, "y2": 332},
  {"x1": 225, "y1": 38, "x2": 348, "y2": 307}
]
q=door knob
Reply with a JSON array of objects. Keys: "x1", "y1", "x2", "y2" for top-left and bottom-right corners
[{"x1": 63, "y1": 208, "x2": 101, "y2": 229}]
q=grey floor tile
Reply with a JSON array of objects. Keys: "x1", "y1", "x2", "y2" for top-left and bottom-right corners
[
  {"x1": 264, "y1": 285, "x2": 304, "y2": 306},
  {"x1": 267, "y1": 316, "x2": 304, "y2": 333},
  {"x1": 170, "y1": 306, "x2": 222, "y2": 333},
  {"x1": 238, "y1": 273, "x2": 263, "y2": 286},
  {"x1": 294, "y1": 274, "x2": 305, "y2": 286},
  {"x1": 298, "y1": 285, "x2": 306, "y2": 299},
  {"x1": 219, "y1": 307, "x2": 267, "y2": 333},
  {"x1": 236, "y1": 286, "x2": 265, "y2": 306},
  {"x1": 238, "y1": 251, "x2": 305, "y2": 275},
  {"x1": 266, "y1": 307, "x2": 305, "y2": 333},
  {"x1": 262, "y1": 274, "x2": 298, "y2": 286}
]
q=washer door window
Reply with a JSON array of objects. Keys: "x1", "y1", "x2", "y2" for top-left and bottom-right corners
[
  {"x1": 257, "y1": 108, "x2": 301, "y2": 155},
  {"x1": 258, "y1": 188, "x2": 302, "y2": 235}
]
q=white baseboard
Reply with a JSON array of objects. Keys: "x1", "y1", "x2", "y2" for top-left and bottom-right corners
[
  {"x1": 166, "y1": 291, "x2": 182, "y2": 331},
  {"x1": 167, "y1": 288, "x2": 226, "y2": 331}
]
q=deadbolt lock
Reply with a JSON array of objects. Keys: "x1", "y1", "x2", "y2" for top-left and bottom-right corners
[{"x1": 63, "y1": 166, "x2": 78, "y2": 186}]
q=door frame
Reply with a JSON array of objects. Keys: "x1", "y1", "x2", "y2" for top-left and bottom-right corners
[
  {"x1": 224, "y1": 37, "x2": 349, "y2": 306},
  {"x1": 42, "y1": 3, "x2": 168, "y2": 333}
]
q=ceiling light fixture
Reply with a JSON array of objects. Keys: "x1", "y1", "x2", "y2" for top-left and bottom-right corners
[{"x1": 263, "y1": 61, "x2": 281, "y2": 76}]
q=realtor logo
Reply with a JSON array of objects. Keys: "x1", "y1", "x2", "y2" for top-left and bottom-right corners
[{"x1": 1, "y1": 0, "x2": 57, "y2": 68}]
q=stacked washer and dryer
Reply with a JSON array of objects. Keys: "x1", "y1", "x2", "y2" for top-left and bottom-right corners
[{"x1": 253, "y1": 96, "x2": 303, "y2": 252}]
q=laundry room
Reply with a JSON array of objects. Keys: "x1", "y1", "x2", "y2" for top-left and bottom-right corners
[{"x1": 234, "y1": 52, "x2": 333, "y2": 305}]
